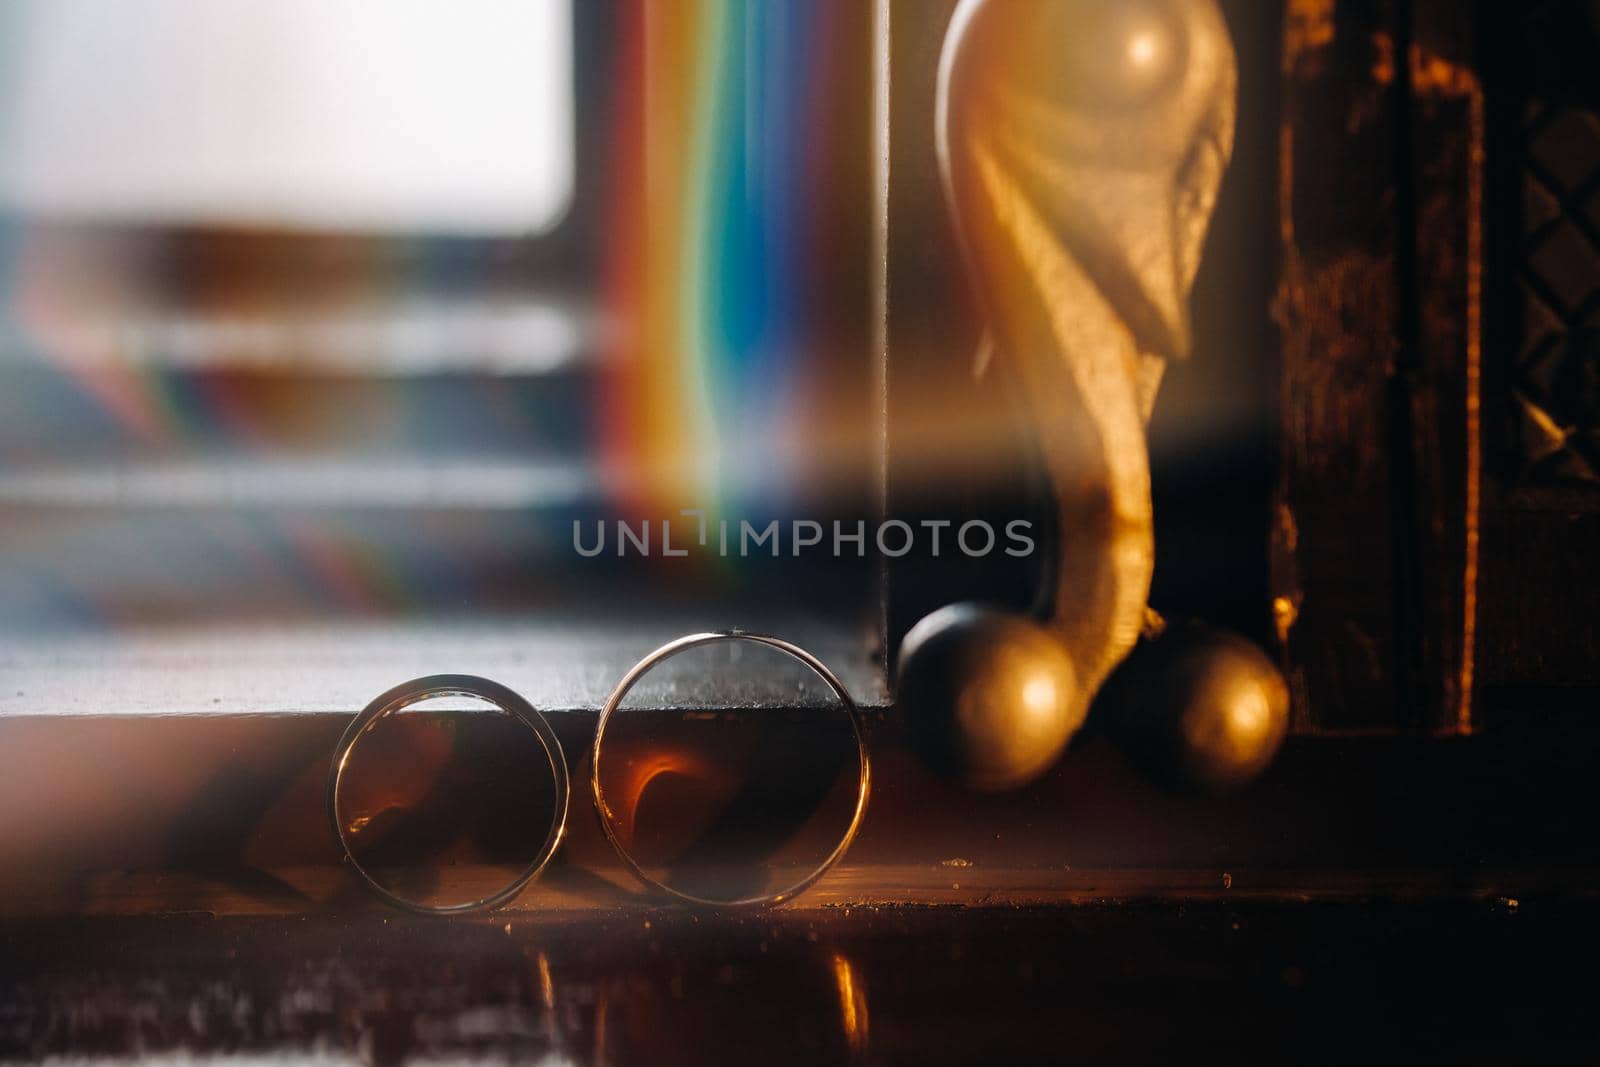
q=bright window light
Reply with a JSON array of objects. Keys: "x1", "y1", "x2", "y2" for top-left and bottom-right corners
[{"x1": 0, "y1": 0, "x2": 574, "y2": 235}]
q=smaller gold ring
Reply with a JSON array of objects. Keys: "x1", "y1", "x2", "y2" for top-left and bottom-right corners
[
  {"x1": 591, "y1": 631, "x2": 871, "y2": 907},
  {"x1": 328, "y1": 674, "x2": 569, "y2": 915}
]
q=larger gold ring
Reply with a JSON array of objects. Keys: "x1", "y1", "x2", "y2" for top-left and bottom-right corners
[
  {"x1": 328, "y1": 674, "x2": 569, "y2": 914},
  {"x1": 591, "y1": 631, "x2": 871, "y2": 907}
]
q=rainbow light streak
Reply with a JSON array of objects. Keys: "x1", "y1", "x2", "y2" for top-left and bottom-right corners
[{"x1": 604, "y1": 0, "x2": 840, "y2": 521}]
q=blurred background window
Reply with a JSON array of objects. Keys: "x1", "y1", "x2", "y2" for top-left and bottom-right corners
[
  {"x1": 0, "y1": 0, "x2": 575, "y2": 234},
  {"x1": 0, "y1": 1, "x2": 883, "y2": 713}
]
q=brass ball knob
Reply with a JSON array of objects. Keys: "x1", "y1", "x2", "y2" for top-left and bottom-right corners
[
  {"x1": 896, "y1": 603, "x2": 1083, "y2": 792},
  {"x1": 1109, "y1": 621, "x2": 1289, "y2": 793}
]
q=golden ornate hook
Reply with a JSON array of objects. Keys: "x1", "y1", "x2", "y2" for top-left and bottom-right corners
[{"x1": 936, "y1": 0, "x2": 1238, "y2": 711}]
